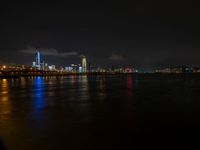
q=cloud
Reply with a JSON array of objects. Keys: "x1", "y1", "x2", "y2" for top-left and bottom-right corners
[
  {"x1": 20, "y1": 46, "x2": 78, "y2": 57},
  {"x1": 109, "y1": 52, "x2": 125, "y2": 61}
]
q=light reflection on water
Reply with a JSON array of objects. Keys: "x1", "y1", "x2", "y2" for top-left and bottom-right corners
[
  {"x1": 126, "y1": 75, "x2": 133, "y2": 98},
  {"x1": 0, "y1": 79, "x2": 10, "y2": 118},
  {"x1": 1, "y1": 75, "x2": 200, "y2": 150},
  {"x1": 33, "y1": 77, "x2": 46, "y2": 110},
  {"x1": 98, "y1": 77, "x2": 106, "y2": 99},
  {"x1": 78, "y1": 75, "x2": 89, "y2": 100}
]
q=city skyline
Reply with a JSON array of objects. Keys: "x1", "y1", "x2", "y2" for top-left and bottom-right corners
[
  {"x1": 0, "y1": 0, "x2": 198, "y2": 68},
  {"x1": 0, "y1": 1, "x2": 200, "y2": 149},
  {"x1": 1, "y1": 47, "x2": 200, "y2": 72}
]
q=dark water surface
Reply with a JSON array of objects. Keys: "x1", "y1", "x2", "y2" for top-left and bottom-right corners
[{"x1": 1, "y1": 74, "x2": 200, "y2": 150}]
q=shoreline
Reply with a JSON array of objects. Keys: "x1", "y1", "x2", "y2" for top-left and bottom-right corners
[
  {"x1": 1, "y1": 72, "x2": 200, "y2": 79},
  {"x1": 0, "y1": 72, "x2": 128, "y2": 78}
]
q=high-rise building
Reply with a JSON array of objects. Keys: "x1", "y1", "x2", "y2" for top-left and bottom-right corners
[
  {"x1": 82, "y1": 56, "x2": 87, "y2": 73},
  {"x1": 32, "y1": 61, "x2": 36, "y2": 67},
  {"x1": 41, "y1": 61, "x2": 45, "y2": 70},
  {"x1": 35, "y1": 49, "x2": 41, "y2": 70},
  {"x1": 49, "y1": 65, "x2": 56, "y2": 71}
]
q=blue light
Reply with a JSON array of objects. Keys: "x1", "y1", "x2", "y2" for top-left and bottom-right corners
[
  {"x1": 37, "y1": 51, "x2": 41, "y2": 70},
  {"x1": 33, "y1": 77, "x2": 45, "y2": 110},
  {"x1": 36, "y1": 50, "x2": 41, "y2": 70}
]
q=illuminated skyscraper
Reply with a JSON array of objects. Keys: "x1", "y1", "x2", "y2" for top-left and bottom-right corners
[
  {"x1": 82, "y1": 56, "x2": 87, "y2": 73},
  {"x1": 35, "y1": 49, "x2": 41, "y2": 70},
  {"x1": 32, "y1": 61, "x2": 36, "y2": 67}
]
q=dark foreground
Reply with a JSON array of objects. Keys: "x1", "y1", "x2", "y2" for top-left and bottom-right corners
[{"x1": 1, "y1": 74, "x2": 200, "y2": 150}]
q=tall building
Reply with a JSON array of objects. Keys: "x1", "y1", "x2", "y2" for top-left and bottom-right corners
[
  {"x1": 35, "y1": 49, "x2": 41, "y2": 70},
  {"x1": 49, "y1": 65, "x2": 56, "y2": 71},
  {"x1": 32, "y1": 61, "x2": 36, "y2": 67},
  {"x1": 82, "y1": 56, "x2": 87, "y2": 73}
]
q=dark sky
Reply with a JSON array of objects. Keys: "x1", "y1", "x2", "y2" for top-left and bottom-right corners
[{"x1": 0, "y1": 0, "x2": 198, "y2": 68}]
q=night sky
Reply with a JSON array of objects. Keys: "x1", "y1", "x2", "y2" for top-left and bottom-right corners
[{"x1": 0, "y1": 0, "x2": 198, "y2": 68}]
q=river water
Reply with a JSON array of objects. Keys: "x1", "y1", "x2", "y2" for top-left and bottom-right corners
[{"x1": 1, "y1": 74, "x2": 200, "y2": 150}]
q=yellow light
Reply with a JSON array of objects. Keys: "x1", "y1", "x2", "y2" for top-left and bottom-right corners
[{"x1": 3, "y1": 65, "x2": 6, "y2": 69}]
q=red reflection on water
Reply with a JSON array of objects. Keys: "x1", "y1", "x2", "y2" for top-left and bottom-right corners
[{"x1": 126, "y1": 75, "x2": 133, "y2": 98}]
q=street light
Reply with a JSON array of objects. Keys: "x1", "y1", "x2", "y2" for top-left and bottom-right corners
[{"x1": 3, "y1": 65, "x2": 6, "y2": 69}]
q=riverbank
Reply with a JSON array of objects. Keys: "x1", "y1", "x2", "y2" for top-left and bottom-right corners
[
  {"x1": 0, "y1": 71, "x2": 124, "y2": 78},
  {"x1": 1, "y1": 71, "x2": 200, "y2": 79}
]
